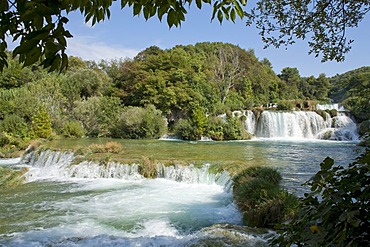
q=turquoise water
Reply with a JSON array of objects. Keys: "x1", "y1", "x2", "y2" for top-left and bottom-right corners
[{"x1": 0, "y1": 139, "x2": 363, "y2": 246}]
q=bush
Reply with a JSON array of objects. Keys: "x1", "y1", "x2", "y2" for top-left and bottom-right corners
[
  {"x1": 138, "y1": 156, "x2": 158, "y2": 178},
  {"x1": 61, "y1": 120, "x2": 85, "y2": 138},
  {"x1": 0, "y1": 114, "x2": 30, "y2": 138},
  {"x1": 87, "y1": 142, "x2": 123, "y2": 154},
  {"x1": 73, "y1": 96, "x2": 122, "y2": 137},
  {"x1": 31, "y1": 106, "x2": 52, "y2": 139},
  {"x1": 233, "y1": 166, "x2": 298, "y2": 227},
  {"x1": 277, "y1": 101, "x2": 293, "y2": 110},
  {"x1": 222, "y1": 115, "x2": 251, "y2": 140},
  {"x1": 111, "y1": 105, "x2": 167, "y2": 139},
  {"x1": 174, "y1": 118, "x2": 199, "y2": 140},
  {"x1": 206, "y1": 117, "x2": 225, "y2": 141},
  {"x1": 273, "y1": 150, "x2": 370, "y2": 246}
]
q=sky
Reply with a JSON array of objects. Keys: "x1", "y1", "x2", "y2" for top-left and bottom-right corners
[{"x1": 64, "y1": 2, "x2": 370, "y2": 77}]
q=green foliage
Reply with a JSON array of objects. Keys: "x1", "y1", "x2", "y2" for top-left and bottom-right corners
[
  {"x1": 61, "y1": 120, "x2": 85, "y2": 138},
  {"x1": 329, "y1": 66, "x2": 370, "y2": 103},
  {"x1": 73, "y1": 96, "x2": 122, "y2": 137},
  {"x1": 0, "y1": 167, "x2": 28, "y2": 189},
  {"x1": 273, "y1": 150, "x2": 370, "y2": 246},
  {"x1": 174, "y1": 118, "x2": 198, "y2": 141},
  {"x1": 206, "y1": 117, "x2": 225, "y2": 141},
  {"x1": 111, "y1": 105, "x2": 167, "y2": 139},
  {"x1": 276, "y1": 101, "x2": 293, "y2": 111},
  {"x1": 222, "y1": 115, "x2": 251, "y2": 140},
  {"x1": 0, "y1": 114, "x2": 30, "y2": 139},
  {"x1": 31, "y1": 106, "x2": 52, "y2": 139},
  {"x1": 233, "y1": 166, "x2": 298, "y2": 227},
  {"x1": 247, "y1": 1, "x2": 369, "y2": 62},
  {"x1": 342, "y1": 72, "x2": 370, "y2": 122},
  {"x1": 0, "y1": 0, "x2": 246, "y2": 72}
]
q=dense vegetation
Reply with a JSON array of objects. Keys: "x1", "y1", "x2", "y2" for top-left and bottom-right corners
[
  {"x1": 233, "y1": 166, "x2": 298, "y2": 228},
  {"x1": 273, "y1": 149, "x2": 370, "y2": 246},
  {"x1": 2, "y1": 1, "x2": 368, "y2": 72},
  {"x1": 0, "y1": 42, "x2": 369, "y2": 156}
]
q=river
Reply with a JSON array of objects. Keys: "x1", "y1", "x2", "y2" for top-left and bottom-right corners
[{"x1": 0, "y1": 139, "x2": 364, "y2": 246}]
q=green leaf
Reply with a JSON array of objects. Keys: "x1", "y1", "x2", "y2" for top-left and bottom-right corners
[
  {"x1": 60, "y1": 53, "x2": 68, "y2": 72},
  {"x1": 26, "y1": 29, "x2": 50, "y2": 41},
  {"x1": 13, "y1": 39, "x2": 39, "y2": 56},
  {"x1": 230, "y1": 8, "x2": 236, "y2": 22},
  {"x1": 196, "y1": 0, "x2": 202, "y2": 9},
  {"x1": 23, "y1": 46, "x2": 41, "y2": 66},
  {"x1": 217, "y1": 10, "x2": 223, "y2": 23},
  {"x1": 49, "y1": 54, "x2": 61, "y2": 72},
  {"x1": 320, "y1": 157, "x2": 334, "y2": 170},
  {"x1": 167, "y1": 9, "x2": 177, "y2": 28},
  {"x1": 0, "y1": 0, "x2": 9, "y2": 12},
  {"x1": 133, "y1": 3, "x2": 141, "y2": 16}
]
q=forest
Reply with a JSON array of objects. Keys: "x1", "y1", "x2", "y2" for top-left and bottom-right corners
[{"x1": 0, "y1": 42, "x2": 369, "y2": 155}]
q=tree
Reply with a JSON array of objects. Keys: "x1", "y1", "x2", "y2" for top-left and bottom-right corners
[
  {"x1": 278, "y1": 67, "x2": 301, "y2": 99},
  {"x1": 2, "y1": 1, "x2": 368, "y2": 72},
  {"x1": 0, "y1": 0, "x2": 245, "y2": 72},
  {"x1": 247, "y1": 0, "x2": 370, "y2": 62},
  {"x1": 213, "y1": 46, "x2": 243, "y2": 104}
]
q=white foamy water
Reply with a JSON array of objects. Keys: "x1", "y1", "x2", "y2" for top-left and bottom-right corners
[
  {"x1": 0, "y1": 151, "x2": 246, "y2": 246},
  {"x1": 0, "y1": 157, "x2": 22, "y2": 166}
]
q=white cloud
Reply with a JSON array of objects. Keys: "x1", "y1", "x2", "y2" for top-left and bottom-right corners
[{"x1": 67, "y1": 36, "x2": 140, "y2": 61}]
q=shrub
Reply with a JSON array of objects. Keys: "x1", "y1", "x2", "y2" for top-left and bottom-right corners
[
  {"x1": 0, "y1": 114, "x2": 30, "y2": 138},
  {"x1": 277, "y1": 101, "x2": 293, "y2": 110},
  {"x1": 61, "y1": 120, "x2": 85, "y2": 138},
  {"x1": 206, "y1": 117, "x2": 224, "y2": 141},
  {"x1": 73, "y1": 96, "x2": 122, "y2": 137},
  {"x1": 222, "y1": 115, "x2": 251, "y2": 140},
  {"x1": 139, "y1": 156, "x2": 158, "y2": 178},
  {"x1": 31, "y1": 106, "x2": 52, "y2": 139},
  {"x1": 0, "y1": 132, "x2": 10, "y2": 146},
  {"x1": 233, "y1": 166, "x2": 298, "y2": 227},
  {"x1": 87, "y1": 142, "x2": 123, "y2": 154},
  {"x1": 104, "y1": 141, "x2": 123, "y2": 154},
  {"x1": 273, "y1": 150, "x2": 370, "y2": 246},
  {"x1": 111, "y1": 105, "x2": 167, "y2": 139},
  {"x1": 174, "y1": 118, "x2": 199, "y2": 141}
]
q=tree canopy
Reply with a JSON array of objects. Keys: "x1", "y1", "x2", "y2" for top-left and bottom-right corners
[{"x1": 1, "y1": 0, "x2": 369, "y2": 72}]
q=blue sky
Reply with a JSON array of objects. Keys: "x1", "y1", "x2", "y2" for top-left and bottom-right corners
[{"x1": 65, "y1": 3, "x2": 370, "y2": 77}]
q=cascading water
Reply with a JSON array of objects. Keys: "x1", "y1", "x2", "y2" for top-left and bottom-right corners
[
  {"x1": 255, "y1": 111, "x2": 326, "y2": 139},
  {"x1": 240, "y1": 109, "x2": 358, "y2": 141},
  {"x1": 1, "y1": 150, "x2": 267, "y2": 246},
  {"x1": 23, "y1": 150, "x2": 233, "y2": 190}
]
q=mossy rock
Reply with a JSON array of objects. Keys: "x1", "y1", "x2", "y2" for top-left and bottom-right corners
[{"x1": 358, "y1": 120, "x2": 370, "y2": 135}]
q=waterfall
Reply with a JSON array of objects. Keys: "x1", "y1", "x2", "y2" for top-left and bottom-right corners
[
  {"x1": 316, "y1": 113, "x2": 358, "y2": 141},
  {"x1": 244, "y1": 110, "x2": 257, "y2": 134},
  {"x1": 255, "y1": 111, "x2": 326, "y2": 139},
  {"x1": 22, "y1": 150, "x2": 233, "y2": 190},
  {"x1": 240, "y1": 110, "x2": 358, "y2": 141},
  {"x1": 316, "y1": 103, "x2": 346, "y2": 111}
]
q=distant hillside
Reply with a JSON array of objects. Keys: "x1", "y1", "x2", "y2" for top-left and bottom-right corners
[
  {"x1": 329, "y1": 66, "x2": 370, "y2": 122},
  {"x1": 329, "y1": 66, "x2": 370, "y2": 103}
]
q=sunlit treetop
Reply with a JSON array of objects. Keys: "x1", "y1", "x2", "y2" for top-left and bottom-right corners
[{"x1": 0, "y1": 0, "x2": 369, "y2": 72}]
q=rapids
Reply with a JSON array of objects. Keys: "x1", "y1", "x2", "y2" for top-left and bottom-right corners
[{"x1": 0, "y1": 138, "x2": 364, "y2": 246}]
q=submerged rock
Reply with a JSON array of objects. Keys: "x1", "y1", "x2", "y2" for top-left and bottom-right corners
[{"x1": 186, "y1": 224, "x2": 273, "y2": 247}]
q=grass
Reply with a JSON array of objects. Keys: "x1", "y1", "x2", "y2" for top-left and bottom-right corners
[
  {"x1": 233, "y1": 166, "x2": 299, "y2": 227},
  {"x1": 0, "y1": 167, "x2": 28, "y2": 189}
]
